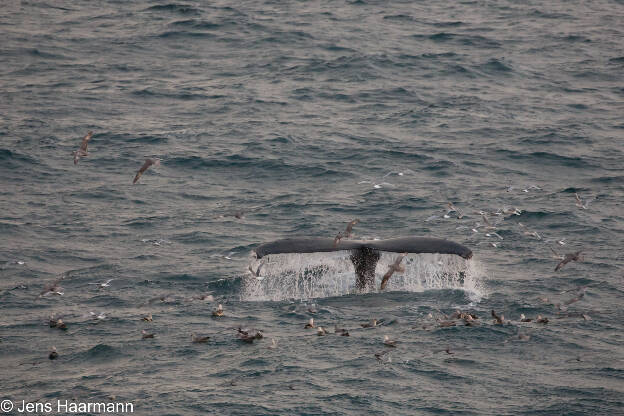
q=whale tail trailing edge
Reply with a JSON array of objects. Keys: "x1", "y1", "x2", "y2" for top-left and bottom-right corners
[{"x1": 253, "y1": 237, "x2": 472, "y2": 290}]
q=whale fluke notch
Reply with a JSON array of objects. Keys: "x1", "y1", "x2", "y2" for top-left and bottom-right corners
[{"x1": 253, "y1": 237, "x2": 473, "y2": 290}]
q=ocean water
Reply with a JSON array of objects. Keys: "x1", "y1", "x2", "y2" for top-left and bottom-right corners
[{"x1": 1, "y1": 0, "x2": 623, "y2": 415}]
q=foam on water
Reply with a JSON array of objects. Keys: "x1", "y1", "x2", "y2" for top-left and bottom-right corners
[{"x1": 241, "y1": 251, "x2": 486, "y2": 301}]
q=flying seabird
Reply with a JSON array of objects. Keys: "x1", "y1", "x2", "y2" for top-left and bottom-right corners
[
  {"x1": 574, "y1": 193, "x2": 592, "y2": 210},
  {"x1": 550, "y1": 247, "x2": 564, "y2": 260},
  {"x1": 88, "y1": 279, "x2": 114, "y2": 289},
  {"x1": 133, "y1": 158, "x2": 160, "y2": 184},
  {"x1": 73, "y1": 131, "x2": 93, "y2": 164},
  {"x1": 89, "y1": 311, "x2": 107, "y2": 321},
  {"x1": 518, "y1": 223, "x2": 541, "y2": 240},
  {"x1": 485, "y1": 232, "x2": 503, "y2": 240},
  {"x1": 380, "y1": 253, "x2": 407, "y2": 290},
  {"x1": 555, "y1": 251, "x2": 583, "y2": 271},
  {"x1": 446, "y1": 202, "x2": 464, "y2": 219},
  {"x1": 248, "y1": 263, "x2": 264, "y2": 279},
  {"x1": 39, "y1": 276, "x2": 65, "y2": 297}
]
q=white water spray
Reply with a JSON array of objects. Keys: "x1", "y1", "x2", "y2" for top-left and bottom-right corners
[{"x1": 241, "y1": 251, "x2": 486, "y2": 301}]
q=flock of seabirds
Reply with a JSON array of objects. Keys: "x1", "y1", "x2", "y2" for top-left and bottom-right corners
[{"x1": 21, "y1": 131, "x2": 593, "y2": 362}]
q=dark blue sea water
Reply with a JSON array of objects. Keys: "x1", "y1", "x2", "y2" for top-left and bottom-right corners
[{"x1": 1, "y1": 1, "x2": 623, "y2": 415}]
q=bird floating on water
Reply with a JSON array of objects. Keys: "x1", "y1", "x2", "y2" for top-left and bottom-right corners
[
  {"x1": 49, "y1": 347, "x2": 58, "y2": 360},
  {"x1": 361, "y1": 319, "x2": 378, "y2": 328},
  {"x1": 141, "y1": 330, "x2": 154, "y2": 339},
  {"x1": 334, "y1": 325, "x2": 349, "y2": 336},
  {"x1": 383, "y1": 335, "x2": 397, "y2": 347},
  {"x1": 237, "y1": 327, "x2": 263, "y2": 343},
  {"x1": 304, "y1": 318, "x2": 315, "y2": 329},
  {"x1": 191, "y1": 333, "x2": 210, "y2": 343},
  {"x1": 491, "y1": 310, "x2": 505, "y2": 325},
  {"x1": 212, "y1": 304, "x2": 224, "y2": 317}
]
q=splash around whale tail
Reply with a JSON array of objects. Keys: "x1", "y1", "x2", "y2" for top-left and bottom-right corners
[{"x1": 253, "y1": 237, "x2": 473, "y2": 290}]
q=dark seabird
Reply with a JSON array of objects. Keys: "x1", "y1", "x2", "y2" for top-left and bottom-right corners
[
  {"x1": 141, "y1": 313, "x2": 153, "y2": 322},
  {"x1": 536, "y1": 315, "x2": 549, "y2": 324},
  {"x1": 49, "y1": 315, "x2": 61, "y2": 327},
  {"x1": 212, "y1": 304, "x2": 224, "y2": 317},
  {"x1": 191, "y1": 333, "x2": 210, "y2": 343},
  {"x1": 333, "y1": 232, "x2": 344, "y2": 248},
  {"x1": 564, "y1": 292, "x2": 585, "y2": 306},
  {"x1": 380, "y1": 253, "x2": 407, "y2": 290},
  {"x1": 133, "y1": 158, "x2": 160, "y2": 184},
  {"x1": 361, "y1": 319, "x2": 378, "y2": 328},
  {"x1": 49, "y1": 347, "x2": 58, "y2": 360},
  {"x1": 55, "y1": 319, "x2": 67, "y2": 330},
  {"x1": 73, "y1": 131, "x2": 93, "y2": 164},
  {"x1": 237, "y1": 327, "x2": 263, "y2": 343},
  {"x1": 555, "y1": 251, "x2": 583, "y2": 271},
  {"x1": 141, "y1": 330, "x2": 155, "y2": 339},
  {"x1": 491, "y1": 310, "x2": 505, "y2": 325},
  {"x1": 196, "y1": 293, "x2": 214, "y2": 301},
  {"x1": 39, "y1": 276, "x2": 65, "y2": 297},
  {"x1": 519, "y1": 314, "x2": 532, "y2": 322},
  {"x1": 344, "y1": 219, "x2": 359, "y2": 238},
  {"x1": 334, "y1": 325, "x2": 350, "y2": 336}
]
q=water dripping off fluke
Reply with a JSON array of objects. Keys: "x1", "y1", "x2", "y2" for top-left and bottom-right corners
[{"x1": 241, "y1": 251, "x2": 485, "y2": 301}]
